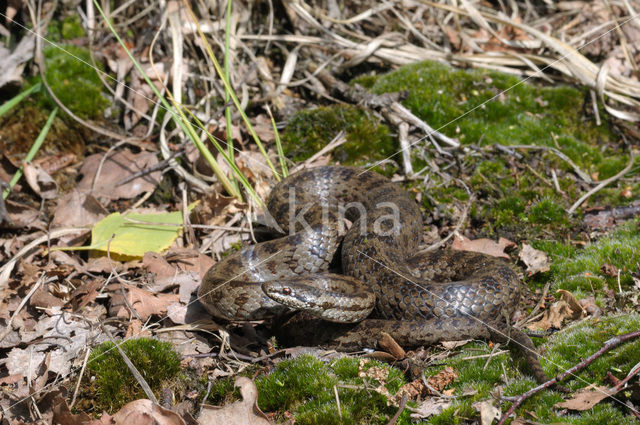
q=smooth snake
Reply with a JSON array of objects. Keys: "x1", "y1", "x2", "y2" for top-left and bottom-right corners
[{"x1": 198, "y1": 166, "x2": 547, "y2": 382}]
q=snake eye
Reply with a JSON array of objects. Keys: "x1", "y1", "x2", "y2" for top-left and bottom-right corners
[{"x1": 282, "y1": 287, "x2": 292, "y2": 295}]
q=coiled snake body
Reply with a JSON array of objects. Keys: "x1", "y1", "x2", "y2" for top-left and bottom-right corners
[{"x1": 199, "y1": 166, "x2": 547, "y2": 382}]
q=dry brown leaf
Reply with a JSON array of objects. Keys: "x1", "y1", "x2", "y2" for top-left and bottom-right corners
[
  {"x1": 52, "y1": 393, "x2": 104, "y2": 425},
  {"x1": 526, "y1": 301, "x2": 571, "y2": 331},
  {"x1": 169, "y1": 248, "x2": 216, "y2": 278},
  {"x1": 156, "y1": 330, "x2": 214, "y2": 359},
  {"x1": 77, "y1": 150, "x2": 161, "y2": 200},
  {"x1": 440, "y1": 340, "x2": 471, "y2": 350},
  {"x1": 52, "y1": 190, "x2": 107, "y2": 228},
  {"x1": 9, "y1": 312, "x2": 102, "y2": 377},
  {"x1": 109, "y1": 286, "x2": 179, "y2": 321},
  {"x1": 3, "y1": 198, "x2": 45, "y2": 230},
  {"x1": 557, "y1": 290, "x2": 586, "y2": 318},
  {"x1": 472, "y1": 400, "x2": 501, "y2": 425},
  {"x1": 0, "y1": 36, "x2": 34, "y2": 88},
  {"x1": 142, "y1": 253, "x2": 202, "y2": 302},
  {"x1": 555, "y1": 385, "x2": 615, "y2": 411},
  {"x1": 251, "y1": 114, "x2": 276, "y2": 143},
  {"x1": 83, "y1": 257, "x2": 129, "y2": 274},
  {"x1": 70, "y1": 278, "x2": 102, "y2": 311},
  {"x1": 0, "y1": 374, "x2": 23, "y2": 385},
  {"x1": 410, "y1": 398, "x2": 453, "y2": 420},
  {"x1": 198, "y1": 377, "x2": 271, "y2": 425},
  {"x1": 526, "y1": 291, "x2": 586, "y2": 331},
  {"x1": 143, "y1": 252, "x2": 177, "y2": 282},
  {"x1": 22, "y1": 162, "x2": 57, "y2": 199},
  {"x1": 451, "y1": 235, "x2": 514, "y2": 259},
  {"x1": 30, "y1": 285, "x2": 66, "y2": 309},
  {"x1": 32, "y1": 152, "x2": 77, "y2": 176},
  {"x1": 109, "y1": 399, "x2": 186, "y2": 425},
  {"x1": 518, "y1": 243, "x2": 550, "y2": 276},
  {"x1": 600, "y1": 263, "x2": 618, "y2": 277},
  {"x1": 442, "y1": 25, "x2": 461, "y2": 49}
]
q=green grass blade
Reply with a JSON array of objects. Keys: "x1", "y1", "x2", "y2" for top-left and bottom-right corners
[
  {"x1": 267, "y1": 106, "x2": 288, "y2": 178},
  {"x1": 3, "y1": 106, "x2": 58, "y2": 199},
  {"x1": 0, "y1": 82, "x2": 41, "y2": 119},
  {"x1": 185, "y1": 111, "x2": 262, "y2": 205},
  {"x1": 223, "y1": 0, "x2": 238, "y2": 192},
  {"x1": 93, "y1": 0, "x2": 241, "y2": 200},
  {"x1": 182, "y1": 0, "x2": 281, "y2": 181}
]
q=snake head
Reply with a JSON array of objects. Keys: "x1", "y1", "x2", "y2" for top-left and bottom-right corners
[
  {"x1": 261, "y1": 281, "x2": 315, "y2": 311},
  {"x1": 261, "y1": 279, "x2": 375, "y2": 323}
]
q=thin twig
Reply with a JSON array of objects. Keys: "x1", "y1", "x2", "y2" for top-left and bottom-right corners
[
  {"x1": 100, "y1": 324, "x2": 158, "y2": 404},
  {"x1": 69, "y1": 347, "x2": 92, "y2": 408},
  {"x1": 496, "y1": 144, "x2": 592, "y2": 183},
  {"x1": 398, "y1": 122, "x2": 414, "y2": 176},
  {"x1": 568, "y1": 147, "x2": 635, "y2": 214},
  {"x1": 0, "y1": 275, "x2": 52, "y2": 343},
  {"x1": 291, "y1": 131, "x2": 348, "y2": 173},
  {"x1": 386, "y1": 394, "x2": 409, "y2": 425},
  {"x1": 497, "y1": 329, "x2": 640, "y2": 425},
  {"x1": 0, "y1": 228, "x2": 87, "y2": 288},
  {"x1": 459, "y1": 350, "x2": 509, "y2": 361},
  {"x1": 483, "y1": 343, "x2": 503, "y2": 372},
  {"x1": 333, "y1": 385, "x2": 342, "y2": 419},
  {"x1": 390, "y1": 102, "x2": 460, "y2": 148}
]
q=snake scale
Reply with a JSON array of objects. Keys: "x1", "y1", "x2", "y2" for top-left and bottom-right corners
[{"x1": 199, "y1": 166, "x2": 547, "y2": 382}]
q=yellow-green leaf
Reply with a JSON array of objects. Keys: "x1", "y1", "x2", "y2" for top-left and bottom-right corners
[{"x1": 53, "y1": 204, "x2": 196, "y2": 259}]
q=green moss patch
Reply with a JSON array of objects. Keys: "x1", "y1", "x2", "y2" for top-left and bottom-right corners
[
  {"x1": 87, "y1": 338, "x2": 181, "y2": 413},
  {"x1": 51, "y1": 15, "x2": 86, "y2": 40},
  {"x1": 257, "y1": 355, "x2": 410, "y2": 424},
  {"x1": 368, "y1": 61, "x2": 614, "y2": 171},
  {"x1": 207, "y1": 355, "x2": 411, "y2": 425},
  {"x1": 47, "y1": 15, "x2": 86, "y2": 41},
  {"x1": 208, "y1": 344, "x2": 552, "y2": 424},
  {"x1": 30, "y1": 45, "x2": 108, "y2": 119},
  {"x1": 532, "y1": 219, "x2": 640, "y2": 297},
  {"x1": 282, "y1": 104, "x2": 395, "y2": 168},
  {"x1": 501, "y1": 314, "x2": 640, "y2": 425},
  {"x1": 354, "y1": 61, "x2": 636, "y2": 239},
  {"x1": 543, "y1": 314, "x2": 640, "y2": 385}
]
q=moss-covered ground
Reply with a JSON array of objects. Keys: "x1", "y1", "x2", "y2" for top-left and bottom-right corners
[
  {"x1": 27, "y1": 13, "x2": 108, "y2": 121},
  {"x1": 531, "y1": 219, "x2": 640, "y2": 297},
  {"x1": 281, "y1": 104, "x2": 397, "y2": 174},
  {"x1": 206, "y1": 355, "x2": 412, "y2": 425},
  {"x1": 204, "y1": 311, "x2": 640, "y2": 424},
  {"x1": 263, "y1": 61, "x2": 640, "y2": 423},
  {"x1": 28, "y1": 44, "x2": 109, "y2": 119},
  {"x1": 283, "y1": 61, "x2": 639, "y2": 241},
  {"x1": 83, "y1": 338, "x2": 183, "y2": 413}
]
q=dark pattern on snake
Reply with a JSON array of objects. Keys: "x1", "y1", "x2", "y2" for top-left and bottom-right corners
[{"x1": 199, "y1": 166, "x2": 548, "y2": 383}]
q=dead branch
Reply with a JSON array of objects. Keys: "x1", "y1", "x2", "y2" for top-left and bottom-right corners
[{"x1": 497, "y1": 328, "x2": 640, "y2": 425}]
